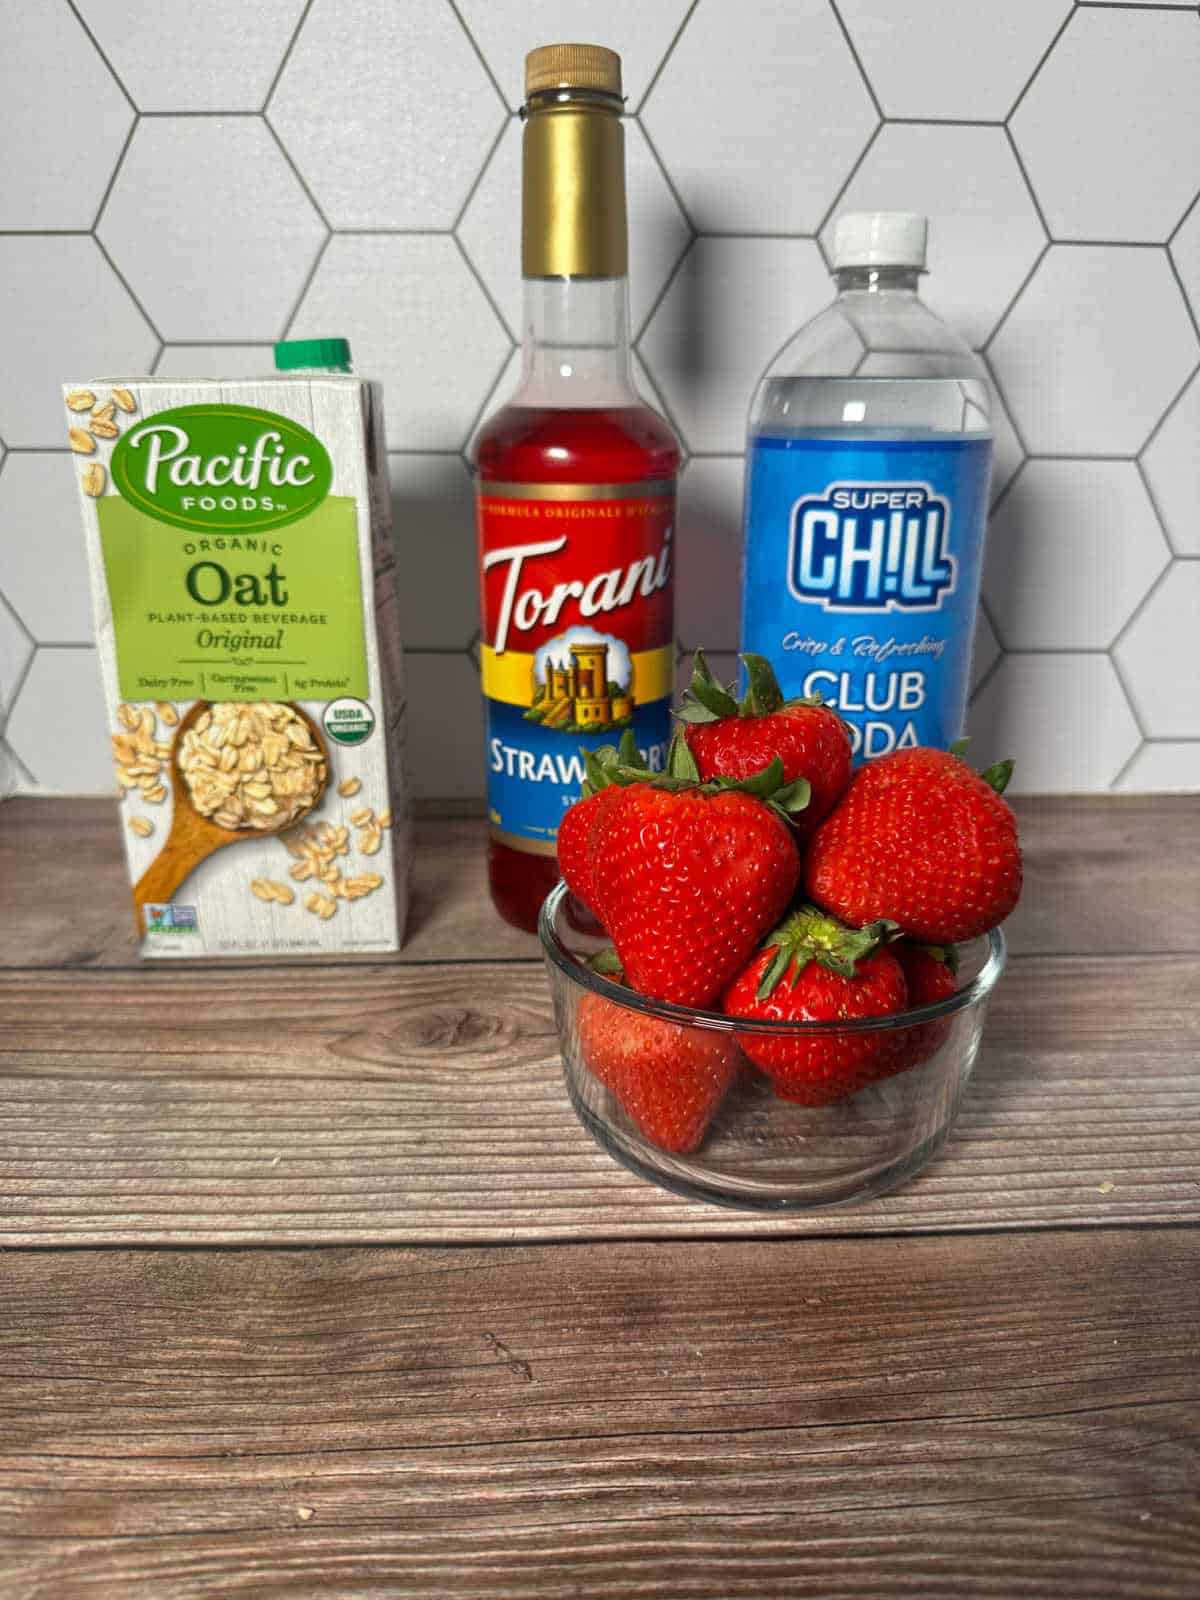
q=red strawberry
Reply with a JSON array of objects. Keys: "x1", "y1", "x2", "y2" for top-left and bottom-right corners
[
  {"x1": 886, "y1": 942, "x2": 959, "y2": 1077},
  {"x1": 558, "y1": 785, "x2": 620, "y2": 918},
  {"x1": 722, "y1": 907, "x2": 907, "y2": 1106},
  {"x1": 679, "y1": 652, "x2": 852, "y2": 840},
  {"x1": 805, "y1": 747, "x2": 1022, "y2": 944},
  {"x1": 578, "y1": 986, "x2": 739, "y2": 1153},
  {"x1": 558, "y1": 732, "x2": 641, "y2": 922},
  {"x1": 586, "y1": 742, "x2": 804, "y2": 1009}
]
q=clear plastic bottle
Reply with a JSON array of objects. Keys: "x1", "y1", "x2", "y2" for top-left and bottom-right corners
[{"x1": 740, "y1": 212, "x2": 992, "y2": 760}]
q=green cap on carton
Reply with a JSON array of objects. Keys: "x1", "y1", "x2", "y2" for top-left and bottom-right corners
[{"x1": 274, "y1": 337, "x2": 352, "y2": 373}]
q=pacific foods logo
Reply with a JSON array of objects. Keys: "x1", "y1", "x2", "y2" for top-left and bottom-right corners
[{"x1": 111, "y1": 404, "x2": 333, "y2": 533}]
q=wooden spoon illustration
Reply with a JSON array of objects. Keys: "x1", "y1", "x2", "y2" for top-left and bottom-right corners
[{"x1": 133, "y1": 700, "x2": 329, "y2": 936}]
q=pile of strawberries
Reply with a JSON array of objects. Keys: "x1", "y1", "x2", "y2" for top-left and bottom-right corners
[{"x1": 559, "y1": 652, "x2": 1022, "y2": 1155}]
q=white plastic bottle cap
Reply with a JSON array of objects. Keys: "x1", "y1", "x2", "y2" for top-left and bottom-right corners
[{"x1": 832, "y1": 212, "x2": 928, "y2": 271}]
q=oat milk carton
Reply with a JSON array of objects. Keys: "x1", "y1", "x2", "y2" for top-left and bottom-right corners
[{"x1": 64, "y1": 374, "x2": 410, "y2": 957}]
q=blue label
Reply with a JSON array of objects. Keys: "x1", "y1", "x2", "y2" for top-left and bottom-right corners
[
  {"x1": 741, "y1": 435, "x2": 992, "y2": 760},
  {"x1": 486, "y1": 699, "x2": 671, "y2": 850}
]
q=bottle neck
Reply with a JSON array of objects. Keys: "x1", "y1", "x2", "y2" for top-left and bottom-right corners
[
  {"x1": 516, "y1": 275, "x2": 635, "y2": 406},
  {"x1": 834, "y1": 265, "x2": 923, "y2": 296},
  {"x1": 515, "y1": 88, "x2": 635, "y2": 407}
]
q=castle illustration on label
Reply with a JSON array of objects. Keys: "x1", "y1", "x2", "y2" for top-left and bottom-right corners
[{"x1": 526, "y1": 638, "x2": 634, "y2": 735}]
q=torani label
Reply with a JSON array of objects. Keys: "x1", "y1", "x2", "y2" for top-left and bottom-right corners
[{"x1": 477, "y1": 479, "x2": 675, "y2": 854}]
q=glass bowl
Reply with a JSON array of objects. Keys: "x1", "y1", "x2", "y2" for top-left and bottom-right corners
[{"x1": 539, "y1": 881, "x2": 1007, "y2": 1210}]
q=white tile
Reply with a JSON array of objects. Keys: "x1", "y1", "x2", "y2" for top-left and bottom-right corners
[
  {"x1": 98, "y1": 118, "x2": 326, "y2": 341},
  {"x1": 675, "y1": 457, "x2": 743, "y2": 654},
  {"x1": 0, "y1": 453, "x2": 94, "y2": 644},
  {"x1": 1142, "y1": 372, "x2": 1200, "y2": 558},
  {"x1": 269, "y1": 0, "x2": 504, "y2": 229},
  {"x1": 154, "y1": 346, "x2": 277, "y2": 380},
  {"x1": 0, "y1": 237, "x2": 158, "y2": 448},
  {"x1": 0, "y1": 593, "x2": 33, "y2": 716},
  {"x1": 968, "y1": 653, "x2": 1140, "y2": 793},
  {"x1": 1116, "y1": 742, "x2": 1200, "y2": 794},
  {"x1": 985, "y1": 367, "x2": 1025, "y2": 508},
  {"x1": 639, "y1": 237, "x2": 831, "y2": 454},
  {"x1": 389, "y1": 455, "x2": 478, "y2": 651},
  {"x1": 75, "y1": 0, "x2": 305, "y2": 111},
  {"x1": 1116, "y1": 741, "x2": 1200, "y2": 794},
  {"x1": 403, "y1": 652, "x2": 484, "y2": 800},
  {"x1": 983, "y1": 461, "x2": 1169, "y2": 651},
  {"x1": 838, "y1": 0, "x2": 1071, "y2": 121},
  {"x1": 969, "y1": 607, "x2": 1001, "y2": 693},
  {"x1": 456, "y1": 0, "x2": 694, "y2": 112},
  {"x1": 1114, "y1": 564, "x2": 1200, "y2": 740},
  {"x1": 820, "y1": 126, "x2": 1045, "y2": 348},
  {"x1": 989, "y1": 247, "x2": 1198, "y2": 457},
  {"x1": 458, "y1": 117, "x2": 691, "y2": 340},
  {"x1": 0, "y1": 0, "x2": 131, "y2": 228},
  {"x1": 7, "y1": 647, "x2": 112, "y2": 791},
  {"x1": 290, "y1": 236, "x2": 511, "y2": 452},
  {"x1": 642, "y1": 0, "x2": 876, "y2": 233},
  {"x1": 1012, "y1": 9, "x2": 1200, "y2": 242}
]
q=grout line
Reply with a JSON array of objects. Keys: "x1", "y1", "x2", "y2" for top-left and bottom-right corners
[
  {"x1": 637, "y1": 0, "x2": 703, "y2": 114},
  {"x1": 1110, "y1": 559, "x2": 1175, "y2": 658},
  {"x1": 1167, "y1": 184, "x2": 1200, "y2": 248},
  {"x1": 1136, "y1": 459, "x2": 1184, "y2": 560},
  {"x1": 816, "y1": 120, "x2": 884, "y2": 243},
  {"x1": 451, "y1": 233, "x2": 519, "y2": 357},
  {"x1": 458, "y1": 337, "x2": 518, "y2": 460},
  {"x1": 632, "y1": 114, "x2": 698, "y2": 265},
  {"x1": 63, "y1": 0, "x2": 138, "y2": 114},
  {"x1": 1004, "y1": 125, "x2": 1053, "y2": 242},
  {"x1": 89, "y1": 234, "x2": 165, "y2": 346},
  {"x1": 451, "y1": 111, "x2": 513, "y2": 235},
  {"x1": 261, "y1": 0, "x2": 317, "y2": 114},
  {"x1": 261, "y1": 114, "x2": 333, "y2": 233},
  {"x1": 444, "y1": 0, "x2": 510, "y2": 112},
  {"x1": 3, "y1": 637, "x2": 40, "y2": 735},
  {"x1": 90, "y1": 115, "x2": 140, "y2": 232},
  {"x1": 137, "y1": 109, "x2": 272, "y2": 119},
  {"x1": 887, "y1": 116, "x2": 1007, "y2": 128},
  {"x1": 1109, "y1": 741, "x2": 1146, "y2": 791},
  {"x1": 630, "y1": 230, "x2": 693, "y2": 359},
  {"x1": 1108, "y1": 649, "x2": 1151, "y2": 741},
  {"x1": 827, "y1": 0, "x2": 884, "y2": 120},
  {"x1": 10, "y1": 750, "x2": 38, "y2": 790},
  {"x1": 277, "y1": 231, "x2": 331, "y2": 342},
  {"x1": 967, "y1": 644, "x2": 1006, "y2": 705},
  {"x1": 1165, "y1": 242, "x2": 1200, "y2": 345},
  {"x1": 982, "y1": 239, "x2": 1049, "y2": 358},
  {"x1": 1006, "y1": 4, "x2": 1077, "y2": 126}
]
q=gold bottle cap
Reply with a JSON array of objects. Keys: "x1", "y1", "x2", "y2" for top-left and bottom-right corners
[{"x1": 524, "y1": 43, "x2": 622, "y2": 99}]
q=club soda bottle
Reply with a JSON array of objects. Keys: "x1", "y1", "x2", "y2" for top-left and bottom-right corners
[{"x1": 740, "y1": 212, "x2": 992, "y2": 760}]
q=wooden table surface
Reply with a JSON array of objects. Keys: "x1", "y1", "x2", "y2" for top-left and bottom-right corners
[{"x1": 2, "y1": 795, "x2": 1198, "y2": 1597}]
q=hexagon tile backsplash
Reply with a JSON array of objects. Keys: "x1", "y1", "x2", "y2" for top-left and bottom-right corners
[{"x1": 1, "y1": 0, "x2": 1198, "y2": 798}]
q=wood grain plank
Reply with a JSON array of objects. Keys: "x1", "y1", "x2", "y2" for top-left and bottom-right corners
[
  {"x1": 0, "y1": 800, "x2": 540, "y2": 969},
  {"x1": 5, "y1": 794, "x2": 1199, "y2": 970},
  {"x1": 1, "y1": 954, "x2": 1196, "y2": 1243},
  {"x1": 1, "y1": 1231, "x2": 1196, "y2": 1595}
]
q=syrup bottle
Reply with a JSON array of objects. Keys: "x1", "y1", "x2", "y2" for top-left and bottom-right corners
[{"x1": 474, "y1": 44, "x2": 680, "y2": 932}]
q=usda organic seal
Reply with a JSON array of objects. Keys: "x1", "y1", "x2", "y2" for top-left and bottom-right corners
[{"x1": 322, "y1": 697, "x2": 375, "y2": 746}]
